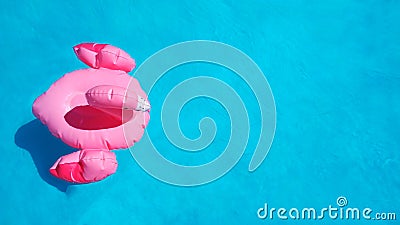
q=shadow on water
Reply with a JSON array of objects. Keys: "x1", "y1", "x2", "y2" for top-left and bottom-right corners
[{"x1": 15, "y1": 119, "x2": 77, "y2": 192}]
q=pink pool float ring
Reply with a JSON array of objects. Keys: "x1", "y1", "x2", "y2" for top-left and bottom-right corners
[{"x1": 32, "y1": 43, "x2": 150, "y2": 183}]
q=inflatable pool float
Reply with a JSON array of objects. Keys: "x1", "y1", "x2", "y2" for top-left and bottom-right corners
[{"x1": 32, "y1": 43, "x2": 150, "y2": 183}]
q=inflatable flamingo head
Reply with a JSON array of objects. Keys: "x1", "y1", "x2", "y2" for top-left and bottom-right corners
[{"x1": 32, "y1": 43, "x2": 150, "y2": 183}]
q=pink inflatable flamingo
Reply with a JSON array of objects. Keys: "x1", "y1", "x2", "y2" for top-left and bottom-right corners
[{"x1": 32, "y1": 43, "x2": 150, "y2": 183}]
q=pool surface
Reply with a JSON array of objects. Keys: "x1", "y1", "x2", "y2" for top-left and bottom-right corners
[{"x1": 1, "y1": 0, "x2": 399, "y2": 224}]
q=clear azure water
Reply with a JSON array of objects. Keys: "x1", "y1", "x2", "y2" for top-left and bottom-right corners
[{"x1": 1, "y1": 0, "x2": 399, "y2": 225}]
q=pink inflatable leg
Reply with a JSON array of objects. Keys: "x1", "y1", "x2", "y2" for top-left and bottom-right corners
[
  {"x1": 50, "y1": 149, "x2": 118, "y2": 183},
  {"x1": 73, "y1": 43, "x2": 136, "y2": 72}
]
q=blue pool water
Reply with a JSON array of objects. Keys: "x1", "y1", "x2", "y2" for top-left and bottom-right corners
[{"x1": 1, "y1": 0, "x2": 399, "y2": 224}]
